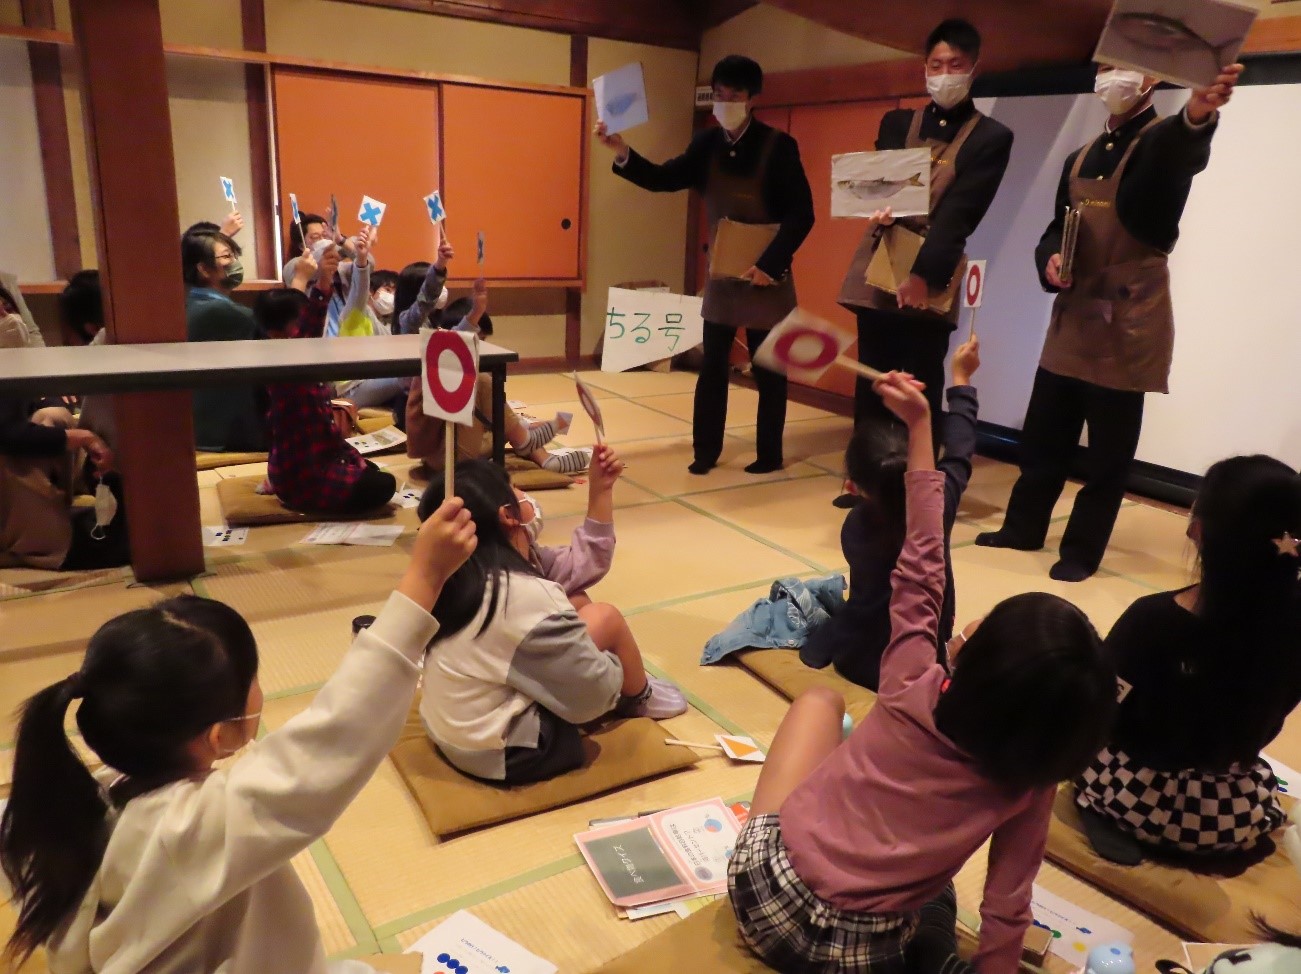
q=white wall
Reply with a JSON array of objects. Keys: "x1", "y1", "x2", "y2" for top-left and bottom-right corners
[
  {"x1": 0, "y1": 38, "x2": 56, "y2": 281},
  {"x1": 964, "y1": 84, "x2": 1301, "y2": 476}
]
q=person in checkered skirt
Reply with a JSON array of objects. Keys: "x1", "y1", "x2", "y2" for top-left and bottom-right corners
[
  {"x1": 728, "y1": 371, "x2": 1117, "y2": 974},
  {"x1": 1076, "y1": 455, "x2": 1301, "y2": 864}
]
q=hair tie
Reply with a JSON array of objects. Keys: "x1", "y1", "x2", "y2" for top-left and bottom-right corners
[
  {"x1": 1273, "y1": 532, "x2": 1299, "y2": 558},
  {"x1": 65, "y1": 672, "x2": 86, "y2": 699}
]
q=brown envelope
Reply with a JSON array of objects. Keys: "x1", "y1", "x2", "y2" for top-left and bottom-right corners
[
  {"x1": 710, "y1": 218, "x2": 779, "y2": 280},
  {"x1": 865, "y1": 224, "x2": 964, "y2": 315}
]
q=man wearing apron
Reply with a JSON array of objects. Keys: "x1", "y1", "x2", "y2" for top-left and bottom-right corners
[
  {"x1": 597, "y1": 55, "x2": 814, "y2": 476},
  {"x1": 838, "y1": 20, "x2": 1013, "y2": 440},
  {"x1": 977, "y1": 62, "x2": 1243, "y2": 582}
]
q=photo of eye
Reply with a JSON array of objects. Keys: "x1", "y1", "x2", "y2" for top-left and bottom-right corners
[{"x1": 1093, "y1": 0, "x2": 1259, "y2": 89}]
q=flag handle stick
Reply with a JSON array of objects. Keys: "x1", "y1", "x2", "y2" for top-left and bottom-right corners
[
  {"x1": 834, "y1": 356, "x2": 883, "y2": 381},
  {"x1": 969, "y1": 307, "x2": 978, "y2": 342},
  {"x1": 444, "y1": 422, "x2": 455, "y2": 498}
]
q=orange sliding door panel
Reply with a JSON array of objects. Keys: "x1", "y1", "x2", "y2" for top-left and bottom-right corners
[
  {"x1": 272, "y1": 69, "x2": 440, "y2": 272},
  {"x1": 441, "y1": 85, "x2": 584, "y2": 282},
  {"x1": 788, "y1": 100, "x2": 899, "y2": 398}
]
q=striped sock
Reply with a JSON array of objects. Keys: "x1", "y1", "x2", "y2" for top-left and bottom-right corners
[
  {"x1": 542, "y1": 448, "x2": 591, "y2": 474},
  {"x1": 522, "y1": 412, "x2": 573, "y2": 452}
]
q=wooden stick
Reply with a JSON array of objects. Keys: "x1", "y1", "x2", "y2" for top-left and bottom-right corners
[
  {"x1": 968, "y1": 307, "x2": 978, "y2": 342},
  {"x1": 833, "y1": 355, "x2": 883, "y2": 381},
  {"x1": 664, "y1": 738, "x2": 725, "y2": 752},
  {"x1": 444, "y1": 421, "x2": 455, "y2": 497}
]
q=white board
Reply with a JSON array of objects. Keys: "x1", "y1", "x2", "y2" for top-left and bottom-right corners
[{"x1": 601, "y1": 287, "x2": 704, "y2": 373}]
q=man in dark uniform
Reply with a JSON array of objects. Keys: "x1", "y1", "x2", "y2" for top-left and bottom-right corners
[
  {"x1": 596, "y1": 55, "x2": 814, "y2": 476},
  {"x1": 838, "y1": 20, "x2": 1013, "y2": 441},
  {"x1": 977, "y1": 62, "x2": 1243, "y2": 581}
]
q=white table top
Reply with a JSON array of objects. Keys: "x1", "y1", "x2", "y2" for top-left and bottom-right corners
[{"x1": 0, "y1": 336, "x2": 518, "y2": 396}]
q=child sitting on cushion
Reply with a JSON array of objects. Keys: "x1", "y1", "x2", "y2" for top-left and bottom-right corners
[
  {"x1": 728, "y1": 371, "x2": 1117, "y2": 974},
  {"x1": 1076, "y1": 454, "x2": 1301, "y2": 864},
  {"x1": 254, "y1": 238, "x2": 396, "y2": 517},
  {"x1": 416, "y1": 451, "x2": 686, "y2": 784}
]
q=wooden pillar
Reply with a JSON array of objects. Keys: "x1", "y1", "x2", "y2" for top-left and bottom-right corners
[
  {"x1": 71, "y1": 0, "x2": 204, "y2": 582},
  {"x1": 20, "y1": 0, "x2": 81, "y2": 280},
  {"x1": 241, "y1": 0, "x2": 277, "y2": 280},
  {"x1": 567, "y1": 34, "x2": 589, "y2": 367}
]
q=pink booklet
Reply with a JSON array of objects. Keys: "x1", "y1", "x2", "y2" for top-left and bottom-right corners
[{"x1": 574, "y1": 798, "x2": 743, "y2": 908}]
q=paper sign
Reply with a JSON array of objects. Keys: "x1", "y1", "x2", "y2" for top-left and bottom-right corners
[
  {"x1": 574, "y1": 374, "x2": 606, "y2": 441},
  {"x1": 602, "y1": 288, "x2": 704, "y2": 373},
  {"x1": 831, "y1": 147, "x2": 931, "y2": 219},
  {"x1": 358, "y1": 195, "x2": 387, "y2": 228},
  {"x1": 203, "y1": 526, "x2": 249, "y2": 548},
  {"x1": 392, "y1": 486, "x2": 422, "y2": 509},
  {"x1": 594, "y1": 61, "x2": 650, "y2": 136},
  {"x1": 753, "y1": 310, "x2": 854, "y2": 383},
  {"x1": 1262, "y1": 753, "x2": 1301, "y2": 795},
  {"x1": 1093, "y1": 0, "x2": 1257, "y2": 89},
  {"x1": 424, "y1": 190, "x2": 447, "y2": 224},
  {"x1": 303, "y1": 524, "x2": 403, "y2": 547},
  {"x1": 220, "y1": 176, "x2": 237, "y2": 204},
  {"x1": 716, "y1": 735, "x2": 765, "y2": 763},
  {"x1": 962, "y1": 260, "x2": 987, "y2": 309},
  {"x1": 406, "y1": 910, "x2": 557, "y2": 974},
  {"x1": 328, "y1": 194, "x2": 340, "y2": 232},
  {"x1": 421, "y1": 330, "x2": 480, "y2": 425},
  {"x1": 476, "y1": 231, "x2": 485, "y2": 265},
  {"x1": 1030, "y1": 884, "x2": 1133, "y2": 964},
  {"x1": 289, "y1": 193, "x2": 301, "y2": 225},
  {"x1": 575, "y1": 798, "x2": 741, "y2": 908},
  {"x1": 346, "y1": 426, "x2": 407, "y2": 455}
]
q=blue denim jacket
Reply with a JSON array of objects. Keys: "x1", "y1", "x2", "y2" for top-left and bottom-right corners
[{"x1": 700, "y1": 574, "x2": 846, "y2": 665}]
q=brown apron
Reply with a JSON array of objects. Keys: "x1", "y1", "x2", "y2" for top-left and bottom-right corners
[
  {"x1": 701, "y1": 129, "x2": 798, "y2": 330},
  {"x1": 1040, "y1": 119, "x2": 1175, "y2": 394},
  {"x1": 838, "y1": 108, "x2": 982, "y2": 323}
]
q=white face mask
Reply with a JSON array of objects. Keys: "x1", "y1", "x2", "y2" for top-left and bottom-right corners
[
  {"x1": 712, "y1": 100, "x2": 748, "y2": 132},
  {"x1": 372, "y1": 291, "x2": 394, "y2": 317},
  {"x1": 926, "y1": 71, "x2": 973, "y2": 111},
  {"x1": 520, "y1": 493, "x2": 544, "y2": 545},
  {"x1": 0, "y1": 313, "x2": 31, "y2": 349},
  {"x1": 90, "y1": 481, "x2": 118, "y2": 541},
  {"x1": 1095, "y1": 69, "x2": 1149, "y2": 116},
  {"x1": 434, "y1": 286, "x2": 450, "y2": 311}
]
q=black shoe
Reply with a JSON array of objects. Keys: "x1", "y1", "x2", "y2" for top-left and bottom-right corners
[
  {"x1": 1079, "y1": 806, "x2": 1145, "y2": 865},
  {"x1": 687, "y1": 459, "x2": 715, "y2": 476},
  {"x1": 974, "y1": 530, "x2": 1041, "y2": 551},
  {"x1": 1049, "y1": 558, "x2": 1096, "y2": 583},
  {"x1": 744, "y1": 459, "x2": 783, "y2": 474},
  {"x1": 832, "y1": 493, "x2": 858, "y2": 509}
]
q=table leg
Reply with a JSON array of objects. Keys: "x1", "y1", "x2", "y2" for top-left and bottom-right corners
[{"x1": 491, "y1": 364, "x2": 507, "y2": 466}]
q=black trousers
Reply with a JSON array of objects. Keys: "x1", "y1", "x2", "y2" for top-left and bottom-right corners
[
  {"x1": 1001, "y1": 368, "x2": 1145, "y2": 570},
  {"x1": 694, "y1": 321, "x2": 787, "y2": 467},
  {"x1": 854, "y1": 309, "x2": 951, "y2": 445}
]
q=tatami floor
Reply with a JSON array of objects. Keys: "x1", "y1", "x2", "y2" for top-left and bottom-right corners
[{"x1": 3, "y1": 369, "x2": 1298, "y2": 972}]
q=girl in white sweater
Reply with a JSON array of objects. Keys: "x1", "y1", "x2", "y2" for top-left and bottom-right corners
[{"x1": 0, "y1": 499, "x2": 476, "y2": 974}]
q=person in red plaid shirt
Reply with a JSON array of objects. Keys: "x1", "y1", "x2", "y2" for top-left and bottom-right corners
[{"x1": 256, "y1": 239, "x2": 396, "y2": 515}]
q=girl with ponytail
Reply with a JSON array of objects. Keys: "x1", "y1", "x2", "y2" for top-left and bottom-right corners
[{"x1": 0, "y1": 498, "x2": 476, "y2": 972}]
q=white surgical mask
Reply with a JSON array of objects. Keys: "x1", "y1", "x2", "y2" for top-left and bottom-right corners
[
  {"x1": 712, "y1": 100, "x2": 748, "y2": 133},
  {"x1": 1095, "y1": 69, "x2": 1149, "y2": 116},
  {"x1": 435, "y1": 286, "x2": 450, "y2": 311},
  {"x1": 90, "y1": 481, "x2": 118, "y2": 541},
  {"x1": 0, "y1": 312, "x2": 32, "y2": 349},
  {"x1": 372, "y1": 291, "x2": 394, "y2": 317},
  {"x1": 927, "y1": 71, "x2": 973, "y2": 111},
  {"x1": 520, "y1": 493, "x2": 544, "y2": 545}
]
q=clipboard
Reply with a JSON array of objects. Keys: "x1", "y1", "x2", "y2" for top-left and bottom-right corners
[
  {"x1": 865, "y1": 224, "x2": 964, "y2": 315},
  {"x1": 709, "y1": 218, "x2": 779, "y2": 280},
  {"x1": 1060, "y1": 206, "x2": 1082, "y2": 287}
]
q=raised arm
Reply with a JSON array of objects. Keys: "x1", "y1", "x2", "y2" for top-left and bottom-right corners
[
  {"x1": 939, "y1": 335, "x2": 981, "y2": 528},
  {"x1": 975, "y1": 789, "x2": 1054, "y2": 974},
  {"x1": 604, "y1": 126, "x2": 712, "y2": 195}
]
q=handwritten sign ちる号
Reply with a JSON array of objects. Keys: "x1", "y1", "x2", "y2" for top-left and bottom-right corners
[{"x1": 601, "y1": 288, "x2": 704, "y2": 373}]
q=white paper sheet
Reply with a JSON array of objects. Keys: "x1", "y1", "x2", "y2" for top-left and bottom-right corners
[
  {"x1": 1262, "y1": 752, "x2": 1301, "y2": 796},
  {"x1": 1093, "y1": 0, "x2": 1258, "y2": 89},
  {"x1": 830, "y1": 147, "x2": 931, "y2": 219},
  {"x1": 405, "y1": 910, "x2": 557, "y2": 974},
  {"x1": 601, "y1": 288, "x2": 704, "y2": 373},
  {"x1": 392, "y1": 486, "x2": 422, "y2": 509},
  {"x1": 346, "y1": 426, "x2": 407, "y2": 455},
  {"x1": 1031, "y1": 884, "x2": 1133, "y2": 965},
  {"x1": 593, "y1": 61, "x2": 649, "y2": 136},
  {"x1": 203, "y1": 526, "x2": 249, "y2": 548},
  {"x1": 302, "y1": 523, "x2": 402, "y2": 547}
]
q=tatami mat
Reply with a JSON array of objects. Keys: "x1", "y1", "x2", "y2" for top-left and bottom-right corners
[{"x1": 0, "y1": 368, "x2": 1265, "y2": 974}]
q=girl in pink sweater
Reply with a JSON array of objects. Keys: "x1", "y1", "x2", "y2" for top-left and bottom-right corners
[{"x1": 728, "y1": 372, "x2": 1117, "y2": 974}]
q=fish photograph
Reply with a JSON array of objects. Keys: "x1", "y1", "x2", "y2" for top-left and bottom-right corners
[
  {"x1": 1093, "y1": 0, "x2": 1259, "y2": 89},
  {"x1": 830, "y1": 146, "x2": 932, "y2": 219},
  {"x1": 593, "y1": 61, "x2": 649, "y2": 136}
]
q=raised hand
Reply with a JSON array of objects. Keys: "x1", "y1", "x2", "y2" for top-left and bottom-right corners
[
  {"x1": 1187, "y1": 63, "x2": 1243, "y2": 124},
  {"x1": 220, "y1": 210, "x2": 244, "y2": 238},
  {"x1": 952, "y1": 334, "x2": 981, "y2": 386},
  {"x1": 594, "y1": 121, "x2": 630, "y2": 163}
]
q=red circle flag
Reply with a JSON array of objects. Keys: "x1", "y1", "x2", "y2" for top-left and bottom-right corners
[
  {"x1": 424, "y1": 331, "x2": 477, "y2": 414},
  {"x1": 963, "y1": 261, "x2": 985, "y2": 309},
  {"x1": 773, "y1": 326, "x2": 839, "y2": 372}
]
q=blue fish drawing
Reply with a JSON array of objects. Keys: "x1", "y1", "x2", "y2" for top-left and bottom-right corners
[{"x1": 605, "y1": 92, "x2": 639, "y2": 118}]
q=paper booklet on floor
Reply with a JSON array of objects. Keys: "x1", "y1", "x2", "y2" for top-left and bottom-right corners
[
  {"x1": 575, "y1": 797, "x2": 742, "y2": 909},
  {"x1": 346, "y1": 426, "x2": 406, "y2": 455},
  {"x1": 405, "y1": 910, "x2": 557, "y2": 974}
]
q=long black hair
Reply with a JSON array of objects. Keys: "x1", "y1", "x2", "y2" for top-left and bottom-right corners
[
  {"x1": 418, "y1": 460, "x2": 539, "y2": 642},
  {"x1": 394, "y1": 261, "x2": 431, "y2": 333},
  {"x1": 844, "y1": 419, "x2": 909, "y2": 556},
  {"x1": 0, "y1": 595, "x2": 259, "y2": 965}
]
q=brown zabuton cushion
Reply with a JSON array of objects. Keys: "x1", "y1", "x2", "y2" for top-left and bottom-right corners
[
  {"x1": 733, "y1": 649, "x2": 877, "y2": 722},
  {"x1": 215, "y1": 475, "x2": 392, "y2": 527},
  {"x1": 390, "y1": 704, "x2": 700, "y2": 838}
]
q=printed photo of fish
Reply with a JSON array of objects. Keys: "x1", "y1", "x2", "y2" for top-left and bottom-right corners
[
  {"x1": 593, "y1": 61, "x2": 650, "y2": 136},
  {"x1": 830, "y1": 147, "x2": 932, "y2": 219},
  {"x1": 1093, "y1": 0, "x2": 1259, "y2": 89}
]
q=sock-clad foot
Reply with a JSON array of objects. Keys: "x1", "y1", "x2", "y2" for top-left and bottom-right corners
[
  {"x1": 617, "y1": 676, "x2": 688, "y2": 720},
  {"x1": 522, "y1": 412, "x2": 573, "y2": 453},
  {"x1": 687, "y1": 459, "x2": 715, "y2": 476},
  {"x1": 1049, "y1": 558, "x2": 1095, "y2": 583},
  {"x1": 542, "y1": 446, "x2": 591, "y2": 474},
  {"x1": 744, "y1": 459, "x2": 783, "y2": 475},
  {"x1": 973, "y1": 530, "x2": 1041, "y2": 551}
]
